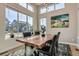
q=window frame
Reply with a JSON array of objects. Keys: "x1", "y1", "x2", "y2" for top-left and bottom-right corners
[
  {"x1": 18, "y1": 13, "x2": 28, "y2": 32},
  {"x1": 40, "y1": 18, "x2": 47, "y2": 31},
  {"x1": 27, "y1": 3, "x2": 34, "y2": 12},
  {"x1": 47, "y1": 4, "x2": 55, "y2": 12},
  {"x1": 55, "y1": 3, "x2": 65, "y2": 10},
  {"x1": 5, "y1": 8, "x2": 18, "y2": 33},
  {"x1": 18, "y1": 3, "x2": 27, "y2": 8},
  {"x1": 18, "y1": 3, "x2": 34, "y2": 12},
  {"x1": 27, "y1": 15, "x2": 33, "y2": 32},
  {"x1": 40, "y1": 3, "x2": 65, "y2": 14},
  {"x1": 40, "y1": 7, "x2": 47, "y2": 14},
  {"x1": 5, "y1": 7, "x2": 34, "y2": 33}
]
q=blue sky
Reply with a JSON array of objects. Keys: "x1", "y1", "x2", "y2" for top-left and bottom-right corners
[{"x1": 5, "y1": 8, "x2": 17, "y2": 24}]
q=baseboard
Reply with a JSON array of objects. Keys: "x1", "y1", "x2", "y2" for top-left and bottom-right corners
[{"x1": 59, "y1": 41, "x2": 77, "y2": 46}]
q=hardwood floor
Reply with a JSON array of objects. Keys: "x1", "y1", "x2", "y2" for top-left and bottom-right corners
[
  {"x1": 70, "y1": 45, "x2": 79, "y2": 56},
  {"x1": 59, "y1": 42, "x2": 79, "y2": 56}
]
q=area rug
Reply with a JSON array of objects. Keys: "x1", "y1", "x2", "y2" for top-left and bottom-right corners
[
  {"x1": 10, "y1": 43, "x2": 72, "y2": 56},
  {"x1": 37, "y1": 43, "x2": 72, "y2": 56},
  {"x1": 58, "y1": 43, "x2": 72, "y2": 56}
]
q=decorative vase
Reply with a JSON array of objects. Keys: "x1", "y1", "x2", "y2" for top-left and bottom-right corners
[{"x1": 42, "y1": 33, "x2": 45, "y2": 37}]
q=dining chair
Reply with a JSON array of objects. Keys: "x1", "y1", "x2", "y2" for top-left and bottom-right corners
[
  {"x1": 45, "y1": 32, "x2": 61, "y2": 50},
  {"x1": 23, "y1": 32, "x2": 32, "y2": 37},
  {"x1": 34, "y1": 32, "x2": 61, "y2": 56},
  {"x1": 55, "y1": 32, "x2": 61, "y2": 55},
  {"x1": 44, "y1": 32, "x2": 61, "y2": 47},
  {"x1": 35, "y1": 31, "x2": 40, "y2": 35},
  {"x1": 34, "y1": 35, "x2": 57, "y2": 56}
]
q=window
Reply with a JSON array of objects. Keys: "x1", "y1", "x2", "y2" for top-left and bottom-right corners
[
  {"x1": 18, "y1": 13, "x2": 33, "y2": 32},
  {"x1": 55, "y1": 3, "x2": 65, "y2": 10},
  {"x1": 28, "y1": 4, "x2": 34, "y2": 12},
  {"x1": 5, "y1": 8, "x2": 33, "y2": 33},
  {"x1": 40, "y1": 3, "x2": 65, "y2": 14},
  {"x1": 28, "y1": 16, "x2": 33, "y2": 32},
  {"x1": 40, "y1": 7, "x2": 46, "y2": 14},
  {"x1": 18, "y1": 3, "x2": 34, "y2": 12},
  {"x1": 5, "y1": 8, "x2": 18, "y2": 33},
  {"x1": 19, "y1": 3, "x2": 27, "y2": 8},
  {"x1": 40, "y1": 18, "x2": 46, "y2": 31},
  {"x1": 40, "y1": 18, "x2": 46, "y2": 27},
  {"x1": 47, "y1": 4, "x2": 54, "y2": 12},
  {"x1": 18, "y1": 13, "x2": 27, "y2": 32}
]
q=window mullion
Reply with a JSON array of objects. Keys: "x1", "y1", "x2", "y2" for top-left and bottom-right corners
[
  {"x1": 27, "y1": 16, "x2": 29, "y2": 32},
  {"x1": 17, "y1": 13, "x2": 19, "y2": 32}
]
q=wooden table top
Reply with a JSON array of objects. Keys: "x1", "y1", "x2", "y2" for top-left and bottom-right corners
[{"x1": 16, "y1": 34, "x2": 53, "y2": 48}]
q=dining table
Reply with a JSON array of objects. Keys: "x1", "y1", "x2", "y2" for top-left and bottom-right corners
[{"x1": 16, "y1": 34, "x2": 53, "y2": 56}]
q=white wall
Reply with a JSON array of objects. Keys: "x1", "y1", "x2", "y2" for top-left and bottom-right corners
[
  {"x1": 0, "y1": 4, "x2": 5, "y2": 42},
  {"x1": 76, "y1": 4, "x2": 79, "y2": 48},
  {"x1": 38, "y1": 3, "x2": 77, "y2": 43}
]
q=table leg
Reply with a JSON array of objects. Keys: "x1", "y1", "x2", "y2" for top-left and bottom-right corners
[{"x1": 24, "y1": 44, "x2": 26, "y2": 56}]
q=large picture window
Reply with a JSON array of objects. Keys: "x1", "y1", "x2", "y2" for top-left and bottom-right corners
[
  {"x1": 5, "y1": 8, "x2": 18, "y2": 33},
  {"x1": 5, "y1": 8, "x2": 33, "y2": 33},
  {"x1": 28, "y1": 16, "x2": 33, "y2": 32},
  {"x1": 18, "y1": 13, "x2": 27, "y2": 32}
]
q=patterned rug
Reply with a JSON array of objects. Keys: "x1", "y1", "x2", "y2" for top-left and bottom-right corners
[
  {"x1": 36, "y1": 43, "x2": 72, "y2": 56},
  {"x1": 58, "y1": 43, "x2": 72, "y2": 56},
  {"x1": 9, "y1": 43, "x2": 72, "y2": 56}
]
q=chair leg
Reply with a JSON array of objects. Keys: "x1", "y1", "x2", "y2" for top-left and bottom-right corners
[
  {"x1": 55, "y1": 42, "x2": 59, "y2": 55},
  {"x1": 54, "y1": 47, "x2": 56, "y2": 56},
  {"x1": 52, "y1": 45, "x2": 56, "y2": 56},
  {"x1": 34, "y1": 50, "x2": 39, "y2": 56}
]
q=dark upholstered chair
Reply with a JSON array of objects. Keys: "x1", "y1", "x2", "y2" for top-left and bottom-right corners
[
  {"x1": 34, "y1": 35, "x2": 57, "y2": 56},
  {"x1": 35, "y1": 31, "x2": 40, "y2": 35},
  {"x1": 55, "y1": 32, "x2": 61, "y2": 55},
  {"x1": 23, "y1": 32, "x2": 32, "y2": 37},
  {"x1": 34, "y1": 32, "x2": 61, "y2": 56}
]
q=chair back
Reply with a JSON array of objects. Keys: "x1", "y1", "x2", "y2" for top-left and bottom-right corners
[
  {"x1": 23, "y1": 32, "x2": 32, "y2": 37},
  {"x1": 49, "y1": 32, "x2": 61, "y2": 56},
  {"x1": 55, "y1": 32, "x2": 61, "y2": 55},
  {"x1": 35, "y1": 31, "x2": 40, "y2": 35},
  {"x1": 56, "y1": 32, "x2": 61, "y2": 43},
  {"x1": 57, "y1": 32, "x2": 61, "y2": 38},
  {"x1": 49, "y1": 35, "x2": 57, "y2": 56}
]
